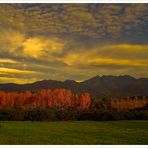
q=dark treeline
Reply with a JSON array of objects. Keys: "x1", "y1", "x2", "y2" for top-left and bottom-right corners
[
  {"x1": 0, "y1": 108, "x2": 148, "y2": 121},
  {"x1": 0, "y1": 89, "x2": 148, "y2": 121}
]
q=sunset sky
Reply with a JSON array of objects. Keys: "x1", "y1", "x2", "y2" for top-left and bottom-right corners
[{"x1": 0, "y1": 4, "x2": 148, "y2": 83}]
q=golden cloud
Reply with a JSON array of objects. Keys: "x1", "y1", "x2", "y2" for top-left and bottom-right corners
[
  {"x1": 63, "y1": 43, "x2": 148, "y2": 68},
  {"x1": 0, "y1": 67, "x2": 40, "y2": 75},
  {"x1": 107, "y1": 44, "x2": 148, "y2": 52},
  {"x1": 0, "y1": 77, "x2": 39, "y2": 84},
  {"x1": 0, "y1": 59, "x2": 18, "y2": 64},
  {"x1": 0, "y1": 27, "x2": 65, "y2": 58},
  {"x1": 88, "y1": 58, "x2": 148, "y2": 67},
  {"x1": 0, "y1": 29, "x2": 25, "y2": 54},
  {"x1": 22, "y1": 36, "x2": 65, "y2": 58},
  {"x1": 23, "y1": 37, "x2": 45, "y2": 58}
]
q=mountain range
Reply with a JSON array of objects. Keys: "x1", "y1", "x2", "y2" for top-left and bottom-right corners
[{"x1": 0, "y1": 75, "x2": 148, "y2": 99}]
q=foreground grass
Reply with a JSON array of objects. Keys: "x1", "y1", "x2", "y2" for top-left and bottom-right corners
[{"x1": 0, "y1": 120, "x2": 147, "y2": 144}]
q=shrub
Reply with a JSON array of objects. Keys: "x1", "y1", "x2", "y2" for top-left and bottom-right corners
[{"x1": 0, "y1": 108, "x2": 148, "y2": 121}]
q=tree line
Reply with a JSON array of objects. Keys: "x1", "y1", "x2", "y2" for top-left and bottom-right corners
[
  {"x1": 0, "y1": 88, "x2": 148, "y2": 121},
  {"x1": 0, "y1": 89, "x2": 91, "y2": 110}
]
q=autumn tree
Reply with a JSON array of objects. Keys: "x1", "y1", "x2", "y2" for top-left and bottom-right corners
[
  {"x1": 0, "y1": 89, "x2": 92, "y2": 110},
  {"x1": 80, "y1": 92, "x2": 91, "y2": 109}
]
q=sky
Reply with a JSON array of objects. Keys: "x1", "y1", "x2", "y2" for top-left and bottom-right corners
[{"x1": 0, "y1": 4, "x2": 148, "y2": 84}]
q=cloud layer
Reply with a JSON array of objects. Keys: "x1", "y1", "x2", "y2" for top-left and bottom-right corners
[{"x1": 0, "y1": 4, "x2": 148, "y2": 83}]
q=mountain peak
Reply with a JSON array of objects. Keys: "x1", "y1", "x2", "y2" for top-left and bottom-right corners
[
  {"x1": 64, "y1": 80, "x2": 77, "y2": 84},
  {"x1": 100, "y1": 75, "x2": 136, "y2": 80},
  {"x1": 84, "y1": 75, "x2": 101, "y2": 82}
]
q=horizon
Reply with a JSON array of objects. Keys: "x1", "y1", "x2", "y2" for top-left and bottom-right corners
[
  {"x1": 0, "y1": 4, "x2": 148, "y2": 84},
  {"x1": 0, "y1": 74, "x2": 147, "y2": 84}
]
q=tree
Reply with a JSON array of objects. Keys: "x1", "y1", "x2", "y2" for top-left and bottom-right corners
[{"x1": 80, "y1": 92, "x2": 91, "y2": 109}]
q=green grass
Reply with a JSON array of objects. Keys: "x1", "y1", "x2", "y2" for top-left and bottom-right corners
[{"x1": 0, "y1": 120, "x2": 147, "y2": 144}]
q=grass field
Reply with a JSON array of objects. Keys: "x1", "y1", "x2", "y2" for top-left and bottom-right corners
[{"x1": 0, "y1": 120, "x2": 148, "y2": 144}]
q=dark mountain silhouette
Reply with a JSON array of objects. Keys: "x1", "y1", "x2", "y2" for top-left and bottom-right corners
[{"x1": 0, "y1": 75, "x2": 148, "y2": 98}]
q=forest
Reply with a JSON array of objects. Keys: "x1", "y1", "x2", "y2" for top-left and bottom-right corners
[{"x1": 0, "y1": 88, "x2": 148, "y2": 121}]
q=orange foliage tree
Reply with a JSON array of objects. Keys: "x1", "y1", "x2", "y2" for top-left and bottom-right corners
[
  {"x1": 80, "y1": 92, "x2": 91, "y2": 109},
  {"x1": 0, "y1": 89, "x2": 91, "y2": 110}
]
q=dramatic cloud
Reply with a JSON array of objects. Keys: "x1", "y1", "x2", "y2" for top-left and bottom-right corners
[
  {"x1": 23, "y1": 37, "x2": 65, "y2": 58},
  {"x1": 0, "y1": 4, "x2": 148, "y2": 83}
]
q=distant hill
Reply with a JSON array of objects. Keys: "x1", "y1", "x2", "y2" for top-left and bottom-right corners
[{"x1": 0, "y1": 75, "x2": 148, "y2": 98}]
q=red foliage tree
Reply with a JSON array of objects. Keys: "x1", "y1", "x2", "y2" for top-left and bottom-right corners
[
  {"x1": 0, "y1": 91, "x2": 7, "y2": 109},
  {"x1": 0, "y1": 89, "x2": 92, "y2": 110},
  {"x1": 80, "y1": 92, "x2": 91, "y2": 109}
]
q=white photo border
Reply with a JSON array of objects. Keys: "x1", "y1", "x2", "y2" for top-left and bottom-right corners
[{"x1": 0, "y1": 1, "x2": 148, "y2": 148}]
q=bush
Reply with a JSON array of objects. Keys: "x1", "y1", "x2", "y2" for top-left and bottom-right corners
[
  {"x1": 0, "y1": 108, "x2": 25, "y2": 121},
  {"x1": 23, "y1": 109, "x2": 58, "y2": 121},
  {"x1": 77, "y1": 110, "x2": 116, "y2": 121},
  {"x1": 0, "y1": 108, "x2": 148, "y2": 121},
  {"x1": 54, "y1": 108, "x2": 78, "y2": 121}
]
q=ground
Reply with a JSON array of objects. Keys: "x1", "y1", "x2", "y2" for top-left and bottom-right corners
[{"x1": 0, "y1": 120, "x2": 147, "y2": 144}]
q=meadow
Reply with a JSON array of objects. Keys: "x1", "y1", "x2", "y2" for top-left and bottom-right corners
[{"x1": 0, "y1": 120, "x2": 148, "y2": 144}]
